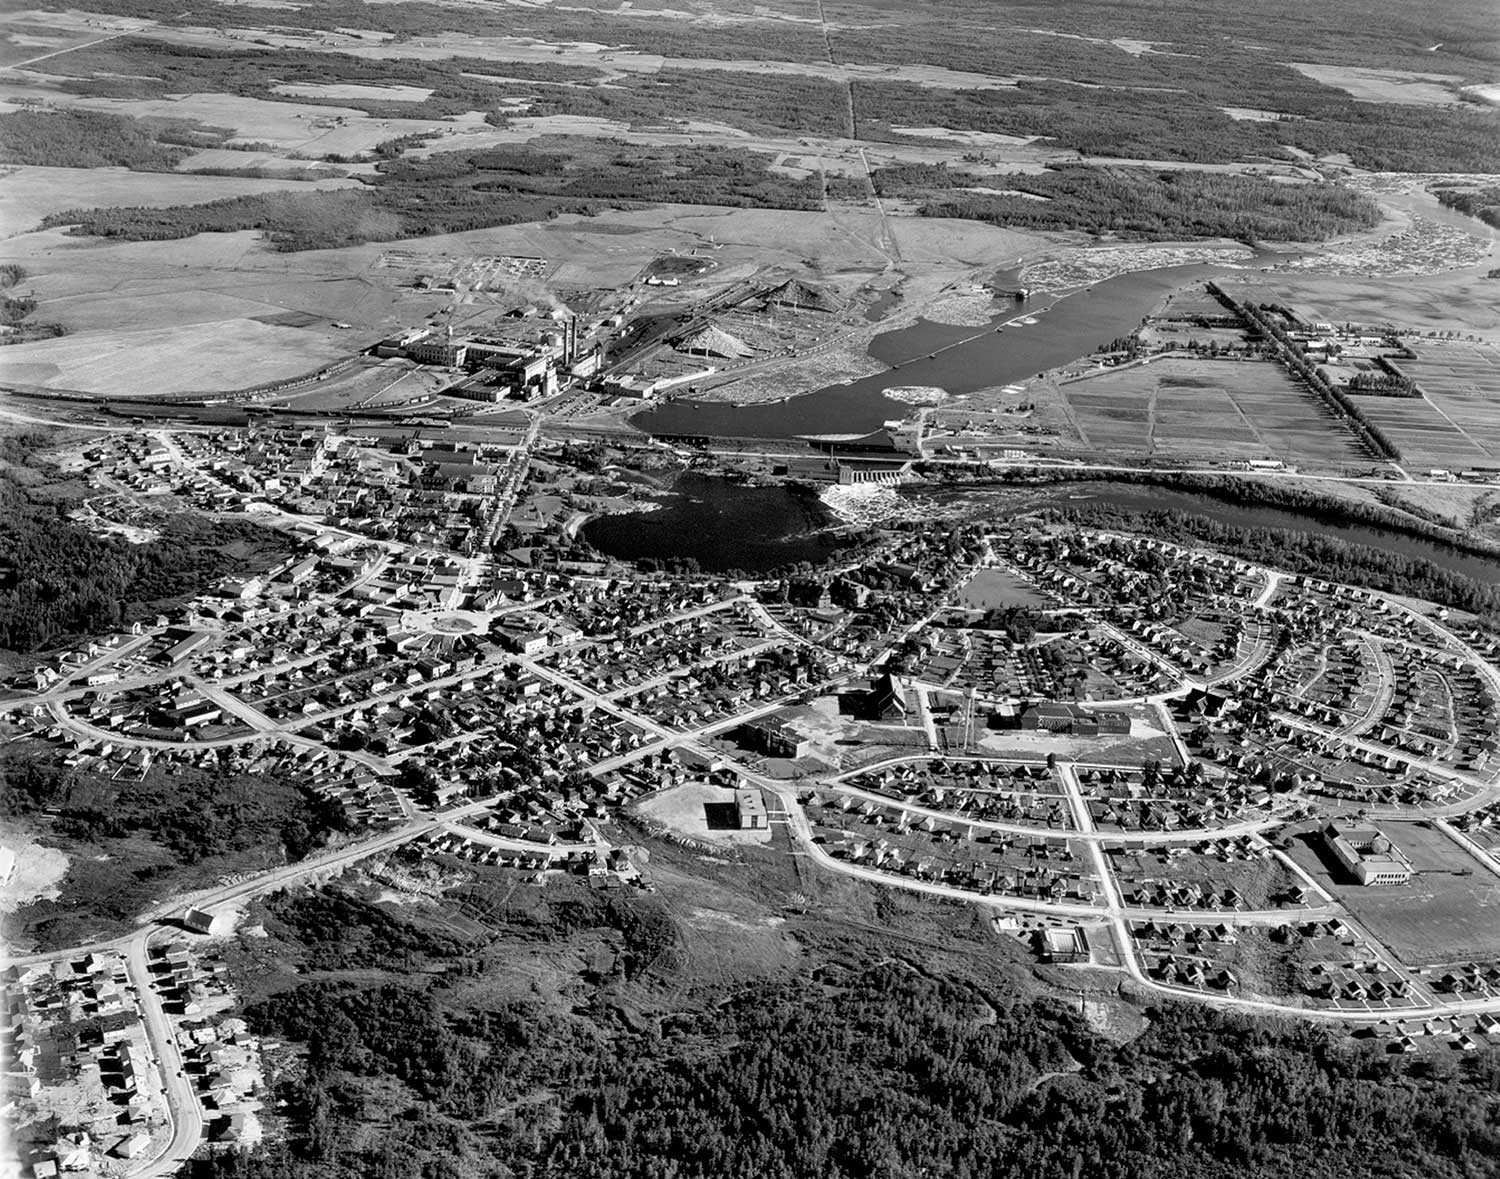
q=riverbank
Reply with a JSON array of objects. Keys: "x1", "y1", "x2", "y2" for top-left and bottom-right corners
[
  {"x1": 1018, "y1": 242, "x2": 1256, "y2": 292},
  {"x1": 919, "y1": 476, "x2": 1500, "y2": 589},
  {"x1": 633, "y1": 264, "x2": 1226, "y2": 440}
]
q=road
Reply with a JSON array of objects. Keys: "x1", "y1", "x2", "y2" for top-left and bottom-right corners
[
  {"x1": 826, "y1": 781, "x2": 1295, "y2": 846},
  {"x1": 8, "y1": 437, "x2": 1500, "y2": 1176},
  {"x1": 0, "y1": 31, "x2": 127, "y2": 71},
  {"x1": 126, "y1": 931, "x2": 203, "y2": 1178}
]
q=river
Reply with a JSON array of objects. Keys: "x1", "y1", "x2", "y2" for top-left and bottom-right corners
[
  {"x1": 585, "y1": 473, "x2": 1500, "y2": 586},
  {"x1": 1019, "y1": 481, "x2": 1500, "y2": 585},
  {"x1": 631, "y1": 264, "x2": 1226, "y2": 440}
]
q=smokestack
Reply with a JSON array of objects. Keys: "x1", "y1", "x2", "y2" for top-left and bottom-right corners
[{"x1": 565, "y1": 316, "x2": 577, "y2": 364}]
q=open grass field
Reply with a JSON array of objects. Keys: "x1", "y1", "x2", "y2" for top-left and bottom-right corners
[
  {"x1": 1291, "y1": 821, "x2": 1500, "y2": 967},
  {"x1": 1286, "y1": 63, "x2": 1469, "y2": 107},
  {"x1": 1060, "y1": 357, "x2": 1370, "y2": 469},
  {"x1": 0, "y1": 317, "x2": 353, "y2": 396},
  {"x1": 0, "y1": 163, "x2": 359, "y2": 228},
  {"x1": 958, "y1": 567, "x2": 1049, "y2": 609}
]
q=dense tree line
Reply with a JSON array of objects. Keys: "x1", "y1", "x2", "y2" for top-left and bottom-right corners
[
  {"x1": 996, "y1": 469, "x2": 1498, "y2": 557},
  {"x1": 1433, "y1": 186, "x2": 1500, "y2": 230},
  {"x1": 0, "y1": 477, "x2": 286, "y2": 650},
  {"x1": 0, "y1": 108, "x2": 221, "y2": 170},
  {"x1": 260, "y1": 889, "x2": 476, "y2": 972},
  {"x1": 872, "y1": 165, "x2": 1380, "y2": 243},
  {"x1": 1053, "y1": 503, "x2": 1500, "y2": 619},
  {"x1": 519, "y1": 67, "x2": 849, "y2": 137},
  {"x1": 1348, "y1": 370, "x2": 1419, "y2": 397},
  {"x1": 189, "y1": 954, "x2": 1500, "y2": 1179}
]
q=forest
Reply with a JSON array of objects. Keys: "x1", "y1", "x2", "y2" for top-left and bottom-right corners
[
  {"x1": 41, "y1": 139, "x2": 821, "y2": 249},
  {"x1": 874, "y1": 165, "x2": 1382, "y2": 242},
  {"x1": 188, "y1": 934, "x2": 1500, "y2": 1179},
  {"x1": 1053, "y1": 502, "x2": 1500, "y2": 621},
  {"x1": 0, "y1": 473, "x2": 287, "y2": 650},
  {"x1": 0, "y1": 108, "x2": 223, "y2": 170},
  {"x1": 21, "y1": 11, "x2": 1500, "y2": 172},
  {"x1": 0, "y1": 743, "x2": 343, "y2": 865}
]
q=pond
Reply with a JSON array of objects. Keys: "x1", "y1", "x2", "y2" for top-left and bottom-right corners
[{"x1": 582, "y1": 473, "x2": 852, "y2": 575}]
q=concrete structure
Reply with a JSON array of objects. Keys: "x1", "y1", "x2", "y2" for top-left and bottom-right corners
[
  {"x1": 834, "y1": 458, "x2": 912, "y2": 486},
  {"x1": 743, "y1": 714, "x2": 812, "y2": 760},
  {"x1": 1017, "y1": 702, "x2": 1131, "y2": 737},
  {"x1": 1321, "y1": 823, "x2": 1412, "y2": 886},
  {"x1": 735, "y1": 787, "x2": 768, "y2": 830}
]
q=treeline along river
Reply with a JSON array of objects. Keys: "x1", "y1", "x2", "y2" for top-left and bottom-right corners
[{"x1": 586, "y1": 474, "x2": 1500, "y2": 615}]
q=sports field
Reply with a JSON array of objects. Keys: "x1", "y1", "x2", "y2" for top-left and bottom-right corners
[{"x1": 1294, "y1": 821, "x2": 1500, "y2": 967}]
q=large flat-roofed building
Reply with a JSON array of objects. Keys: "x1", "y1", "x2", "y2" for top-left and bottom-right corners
[
  {"x1": 742, "y1": 714, "x2": 812, "y2": 760},
  {"x1": 735, "y1": 787, "x2": 768, "y2": 830},
  {"x1": 1017, "y1": 702, "x2": 1130, "y2": 737},
  {"x1": 1321, "y1": 823, "x2": 1412, "y2": 886}
]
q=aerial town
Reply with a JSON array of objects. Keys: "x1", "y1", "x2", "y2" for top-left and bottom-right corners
[
  {"x1": 4, "y1": 391, "x2": 1500, "y2": 1173},
  {"x1": 3, "y1": 0, "x2": 1500, "y2": 1172}
]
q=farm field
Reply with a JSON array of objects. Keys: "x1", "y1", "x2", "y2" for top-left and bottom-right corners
[
  {"x1": 1059, "y1": 357, "x2": 1370, "y2": 469},
  {"x1": 1366, "y1": 339, "x2": 1500, "y2": 469}
]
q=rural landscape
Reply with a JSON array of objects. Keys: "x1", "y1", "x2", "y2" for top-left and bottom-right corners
[{"x1": 1, "y1": 0, "x2": 1499, "y2": 1175}]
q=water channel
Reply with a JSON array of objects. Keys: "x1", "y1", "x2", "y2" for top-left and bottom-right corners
[{"x1": 631, "y1": 264, "x2": 1225, "y2": 440}]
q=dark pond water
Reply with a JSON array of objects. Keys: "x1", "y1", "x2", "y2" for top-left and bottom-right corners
[
  {"x1": 582, "y1": 473, "x2": 851, "y2": 574},
  {"x1": 631, "y1": 264, "x2": 1224, "y2": 440},
  {"x1": 863, "y1": 285, "x2": 903, "y2": 323},
  {"x1": 587, "y1": 473, "x2": 1500, "y2": 585}
]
